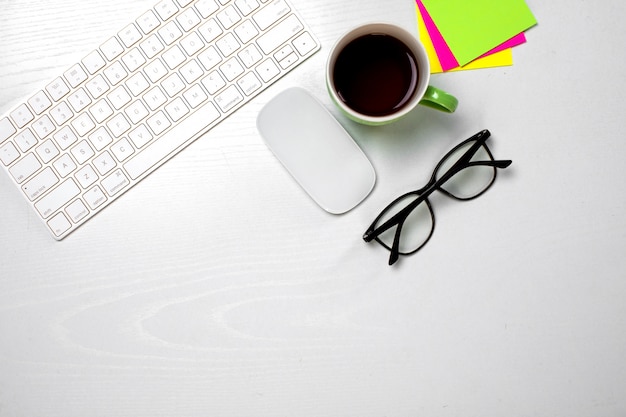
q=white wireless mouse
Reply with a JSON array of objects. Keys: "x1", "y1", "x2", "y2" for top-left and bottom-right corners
[{"x1": 257, "y1": 87, "x2": 376, "y2": 214}]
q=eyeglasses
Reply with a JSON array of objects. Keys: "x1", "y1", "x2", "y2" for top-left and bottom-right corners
[{"x1": 363, "y1": 129, "x2": 512, "y2": 265}]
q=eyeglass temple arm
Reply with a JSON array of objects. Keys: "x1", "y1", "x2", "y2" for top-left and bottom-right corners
[
  {"x1": 388, "y1": 223, "x2": 404, "y2": 265},
  {"x1": 464, "y1": 159, "x2": 512, "y2": 169}
]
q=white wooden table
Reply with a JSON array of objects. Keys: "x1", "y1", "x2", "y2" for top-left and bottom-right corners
[{"x1": 1, "y1": 1, "x2": 626, "y2": 416}]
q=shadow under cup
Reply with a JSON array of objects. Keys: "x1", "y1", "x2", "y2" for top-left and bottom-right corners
[{"x1": 326, "y1": 23, "x2": 457, "y2": 125}]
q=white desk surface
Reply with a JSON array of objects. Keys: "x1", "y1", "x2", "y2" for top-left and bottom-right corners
[{"x1": 1, "y1": 1, "x2": 626, "y2": 416}]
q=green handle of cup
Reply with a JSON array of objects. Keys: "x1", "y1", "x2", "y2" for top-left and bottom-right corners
[{"x1": 419, "y1": 85, "x2": 458, "y2": 113}]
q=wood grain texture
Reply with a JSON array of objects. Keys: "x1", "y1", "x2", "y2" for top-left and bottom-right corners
[{"x1": 2, "y1": 0, "x2": 626, "y2": 416}]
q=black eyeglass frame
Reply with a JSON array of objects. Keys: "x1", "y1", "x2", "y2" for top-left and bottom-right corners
[{"x1": 363, "y1": 129, "x2": 512, "y2": 265}]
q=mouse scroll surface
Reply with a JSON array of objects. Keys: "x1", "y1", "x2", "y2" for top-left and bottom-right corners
[{"x1": 257, "y1": 87, "x2": 375, "y2": 214}]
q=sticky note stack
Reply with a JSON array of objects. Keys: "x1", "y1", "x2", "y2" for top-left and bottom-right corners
[{"x1": 416, "y1": 0, "x2": 537, "y2": 73}]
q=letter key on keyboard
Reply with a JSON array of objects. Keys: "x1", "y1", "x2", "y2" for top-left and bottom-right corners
[{"x1": 0, "y1": 0, "x2": 320, "y2": 239}]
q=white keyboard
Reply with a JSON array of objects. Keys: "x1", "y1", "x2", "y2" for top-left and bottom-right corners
[{"x1": 0, "y1": 0, "x2": 319, "y2": 240}]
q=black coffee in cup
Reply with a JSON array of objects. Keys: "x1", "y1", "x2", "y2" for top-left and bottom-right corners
[{"x1": 332, "y1": 33, "x2": 419, "y2": 117}]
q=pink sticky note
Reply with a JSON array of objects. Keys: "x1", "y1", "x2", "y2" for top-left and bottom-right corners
[
  {"x1": 417, "y1": 0, "x2": 527, "y2": 71},
  {"x1": 416, "y1": 0, "x2": 458, "y2": 71}
]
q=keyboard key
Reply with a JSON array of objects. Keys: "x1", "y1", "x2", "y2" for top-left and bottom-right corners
[
  {"x1": 155, "y1": 0, "x2": 179, "y2": 21},
  {"x1": 126, "y1": 72, "x2": 150, "y2": 96},
  {"x1": 239, "y1": 44, "x2": 263, "y2": 68},
  {"x1": 235, "y1": 0, "x2": 259, "y2": 16},
  {"x1": 107, "y1": 113, "x2": 132, "y2": 137},
  {"x1": 118, "y1": 24, "x2": 143, "y2": 47},
  {"x1": 86, "y1": 74, "x2": 111, "y2": 99},
  {"x1": 140, "y1": 34, "x2": 165, "y2": 59},
  {"x1": 136, "y1": 10, "x2": 161, "y2": 34},
  {"x1": 162, "y1": 45, "x2": 186, "y2": 69},
  {"x1": 180, "y1": 60, "x2": 204, "y2": 83},
  {"x1": 293, "y1": 31, "x2": 317, "y2": 55},
  {"x1": 220, "y1": 57, "x2": 244, "y2": 81},
  {"x1": 101, "y1": 169, "x2": 130, "y2": 196},
  {"x1": 71, "y1": 140, "x2": 95, "y2": 164},
  {"x1": 22, "y1": 167, "x2": 59, "y2": 201},
  {"x1": 253, "y1": 0, "x2": 290, "y2": 30},
  {"x1": 216, "y1": 32, "x2": 241, "y2": 57},
  {"x1": 54, "y1": 126, "x2": 78, "y2": 150},
  {"x1": 164, "y1": 97, "x2": 189, "y2": 122},
  {"x1": 50, "y1": 102, "x2": 74, "y2": 125},
  {"x1": 198, "y1": 19, "x2": 222, "y2": 43},
  {"x1": 217, "y1": 5, "x2": 241, "y2": 29},
  {"x1": 72, "y1": 113, "x2": 96, "y2": 137},
  {"x1": 9, "y1": 152, "x2": 40, "y2": 182},
  {"x1": 129, "y1": 124, "x2": 154, "y2": 148},
  {"x1": 143, "y1": 86, "x2": 168, "y2": 110},
  {"x1": 88, "y1": 127, "x2": 114, "y2": 151},
  {"x1": 234, "y1": 20, "x2": 259, "y2": 44},
  {"x1": 93, "y1": 151, "x2": 117, "y2": 175},
  {"x1": 122, "y1": 48, "x2": 147, "y2": 72},
  {"x1": 0, "y1": 142, "x2": 23, "y2": 167},
  {"x1": 84, "y1": 186, "x2": 107, "y2": 210},
  {"x1": 237, "y1": 72, "x2": 262, "y2": 95},
  {"x1": 145, "y1": 59, "x2": 169, "y2": 83},
  {"x1": 64, "y1": 64, "x2": 89, "y2": 88},
  {"x1": 65, "y1": 199, "x2": 89, "y2": 223},
  {"x1": 195, "y1": 0, "x2": 219, "y2": 18},
  {"x1": 125, "y1": 100, "x2": 150, "y2": 124},
  {"x1": 111, "y1": 138, "x2": 135, "y2": 162},
  {"x1": 202, "y1": 71, "x2": 226, "y2": 94},
  {"x1": 82, "y1": 50, "x2": 107, "y2": 74},
  {"x1": 159, "y1": 21, "x2": 183, "y2": 46},
  {"x1": 76, "y1": 164, "x2": 98, "y2": 188},
  {"x1": 103, "y1": 61, "x2": 128, "y2": 86},
  {"x1": 147, "y1": 111, "x2": 172, "y2": 135},
  {"x1": 183, "y1": 84, "x2": 208, "y2": 108},
  {"x1": 35, "y1": 139, "x2": 60, "y2": 163},
  {"x1": 101, "y1": 37, "x2": 125, "y2": 61},
  {"x1": 46, "y1": 78, "x2": 70, "y2": 101},
  {"x1": 53, "y1": 154, "x2": 77, "y2": 178},
  {"x1": 27, "y1": 91, "x2": 52, "y2": 115},
  {"x1": 15, "y1": 129, "x2": 38, "y2": 152},
  {"x1": 108, "y1": 86, "x2": 133, "y2": 110},
  {"x1": 10, "y1": 104, "x2": 34, "y2": 129},
  {"x1": 256, "y1": 58, "x2": 280, "y2": 82},
  {"x1": 177, "y1": 8, "x2": 201, "y2": 31},
  {"x1": 32, "y1": 115, "x2": 56, "y2": 139},
  {"x1": 180, "y1": 32, "x2": 205, "y2": 56},
  {"x1": 198, "y1": 46, "x2": 222, "y2": 70},
  {"x1": 215, "y1": 85, "x2": 243, "y2": 113},
  {"x1": 67, "y1": 88, "x2": 92, "y2": 112},
  {"x1": 89, "y1": 99, "x2": 114, "y2": 124},
  {"x1": 48, "y1": 212, "x2": 72, "y2": 237},
  {"x1": 0, "y1": 117, "x2": 16, "y2": 143},
  {"x1": 278, "y1": 51, "x2": 298, "y2": 69},
  {"x1": 162, "y1": 73, "x2": 186, "y2": 97},
  {"x1": 256, "y1": 14, "x2": 303, "y2": 54}
]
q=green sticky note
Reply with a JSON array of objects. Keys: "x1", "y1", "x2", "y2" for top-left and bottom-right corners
[{"x1": 420, "y1": 0, "x2": 537, "y2": 66}]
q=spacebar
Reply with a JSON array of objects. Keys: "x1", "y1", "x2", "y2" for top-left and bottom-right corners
[{"x1": 124, "y1": 103, "x2": 221, "y2": 180}]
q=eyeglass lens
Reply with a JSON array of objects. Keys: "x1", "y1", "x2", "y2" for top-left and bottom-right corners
[{"x1": 435, "y1": 140, "x2": 496, "y2": 200}]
